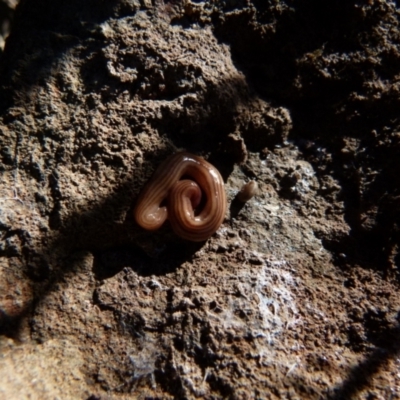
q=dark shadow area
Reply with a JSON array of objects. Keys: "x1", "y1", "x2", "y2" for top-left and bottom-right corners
[
  {"x1": 327, "y1": 321, "x2": 400, "y2": 400},
  {"x1": 93, "y1": 245, "x2": 151, "y2": 281},
  {"x1": 0, "y1": 306, "x2": 28, "y2": 338},
  {"x1": 93, "y1": 240, "x2": 204, "y2": 280},
  {"x1": 212, "y1": 0, "x2": 400, "y2": 273},
  {"x1": 229, "y1": 196, "x2": 247, "y2": 218}
]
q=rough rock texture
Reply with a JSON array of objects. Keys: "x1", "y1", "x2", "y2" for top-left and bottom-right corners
[{"x1": 1, "y1": 0, "x2": 400, "y2": 399}]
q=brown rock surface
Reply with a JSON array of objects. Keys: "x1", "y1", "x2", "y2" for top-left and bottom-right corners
[{"x1": 1, "y1": 0, "x2": 400, "y2": 399}]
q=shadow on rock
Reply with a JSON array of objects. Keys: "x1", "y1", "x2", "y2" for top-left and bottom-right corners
[{"x1": 327, "y1": 320, "x2": 400, "y2": 400}]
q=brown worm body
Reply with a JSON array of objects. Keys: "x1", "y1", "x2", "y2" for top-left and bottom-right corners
[
  {"x1": 237, "y1": 181, "x2": 258, "y2": 202},
  {"x1": 134, "y1": 152, "x2": 226, "y2": 242}
]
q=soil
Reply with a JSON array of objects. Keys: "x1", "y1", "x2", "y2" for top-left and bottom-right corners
[{"x1": 1, "y1": 0, "x2": 400, "y2": 399}]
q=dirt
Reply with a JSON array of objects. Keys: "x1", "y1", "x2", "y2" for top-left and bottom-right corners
[{"x1": 0, "y1": 0, "x2": 400, "y2": 399}]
